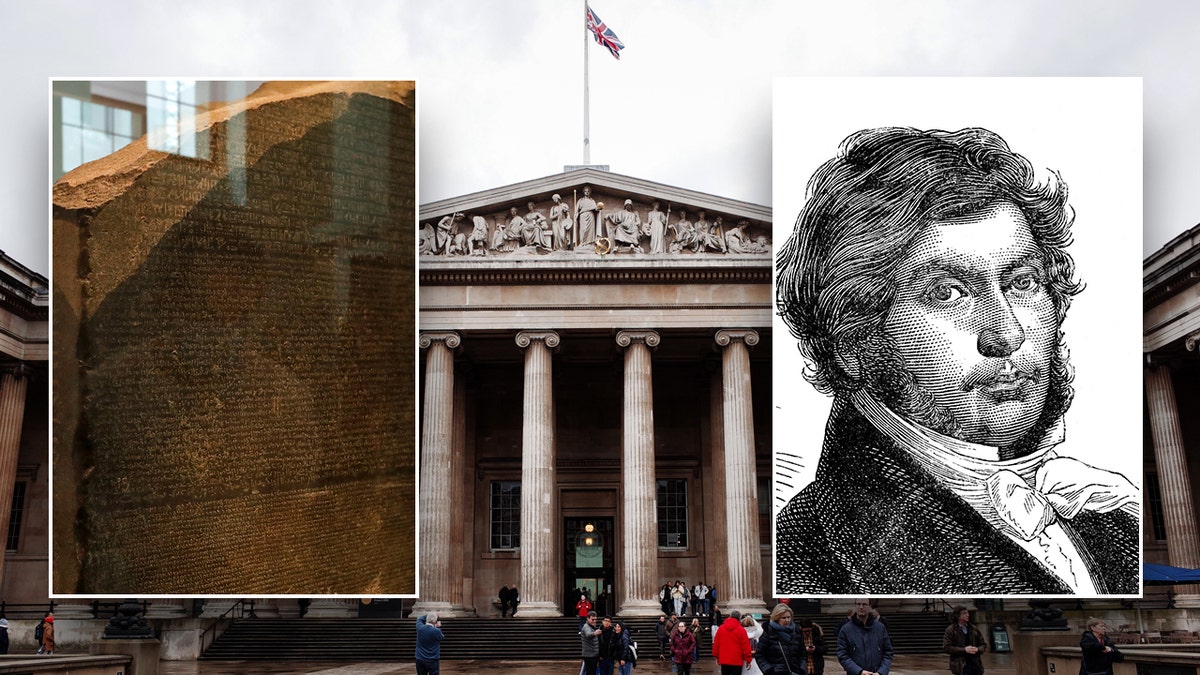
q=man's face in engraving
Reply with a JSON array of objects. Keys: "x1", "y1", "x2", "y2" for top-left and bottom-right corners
[{"x1": 881, "y1": 203, "x2": 1057, "y2": 447}]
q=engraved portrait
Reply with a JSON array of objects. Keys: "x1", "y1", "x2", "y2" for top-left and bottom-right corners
[{"x1": 772, "y1": 78, "x2": 1143, "y2": 595}]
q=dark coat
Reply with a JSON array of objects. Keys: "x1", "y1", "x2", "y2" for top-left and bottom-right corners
[
  {"x1": 799, "y1": 626, "x2": 828, "y2": 675},
  {"x1": 755, "y1": 621, "x2": 807, "y2": 675},
  {"x1": 1079, "y1": 631, "x2": 1123, "y2": 675},
  {"x1": 942, "y1": 622, "x2": 988, "y2": 675},
  {"x1": 837, "y1": 613, "x2": 892, "y2": 675},
  {"x1": 775, "y1": 400, "x2": 1140, "y2": 594}
]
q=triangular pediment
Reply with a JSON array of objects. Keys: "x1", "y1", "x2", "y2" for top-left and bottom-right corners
[{"x1": 418, "y1": 168, "x2": 771, "y2": 260}]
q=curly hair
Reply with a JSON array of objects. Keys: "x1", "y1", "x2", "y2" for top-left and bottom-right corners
[{"x1": 776, "y1": 127, "x2": 1082, "y2": 403}]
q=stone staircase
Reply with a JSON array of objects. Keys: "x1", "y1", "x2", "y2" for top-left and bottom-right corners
[{"x1": 201, "y1": 612, "x2": 948, "y2": 661}]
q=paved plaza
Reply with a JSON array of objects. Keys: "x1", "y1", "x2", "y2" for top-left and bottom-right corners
[{"x1": 158, "y1": 652, "x2": 1017, "y2": 674}]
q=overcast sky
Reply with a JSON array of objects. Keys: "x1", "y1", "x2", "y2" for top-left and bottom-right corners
[{"x1": 3, "y1": 1, "x2": 1199, "y2": 277}]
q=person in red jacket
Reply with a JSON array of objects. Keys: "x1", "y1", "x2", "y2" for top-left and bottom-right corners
[
  {"x1": 713, "y1": 610, "x2": 753, "y2": 675},
  {"x1": 576, "y1": 594, "x2": 594, "y2": 631}
]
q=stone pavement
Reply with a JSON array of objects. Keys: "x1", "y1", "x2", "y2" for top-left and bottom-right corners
[{"x1": 159, "y1": 652, "x2": 1017, "y2": 674}]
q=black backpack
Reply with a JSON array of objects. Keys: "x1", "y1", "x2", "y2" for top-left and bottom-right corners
[{"x1": 34, "y1": 620, "x2": 44, "y2": 642}]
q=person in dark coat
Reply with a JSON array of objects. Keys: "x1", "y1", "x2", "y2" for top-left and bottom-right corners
[
  {"x1": 0, "y1": 618, "x2": 9, "y2": 655},
  {"x1": 756, "y1": 603, "x2": 807, "y2": 675},
  {"x1": 1079, "y1": 618, "x2": 1123, "y2": 675},
  {"x1": 837, "y1": 599, "x2": 892, "y2": 675},
  {"x1": 775, "y1": 127, "x2": 1140, "y2": 596},
  {"x1": 798, "y1": 618, "x2": 828, "y2": 675},
  {"x1": 941, "y1": 606, "x2": 987, "y2": 675},
  {"x1": 498, "y1": 584, "x2": 513, "y2": 617},
  {"x1": 656, "y1": 613, "x2": 670, "y2": 660},
  {"x1": 612, "y1": 621, "x2": 636, "y2": 675}
]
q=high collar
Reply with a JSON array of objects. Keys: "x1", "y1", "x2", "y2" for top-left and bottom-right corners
[{"x1": 850, "y1": 390, "x2": 1063, "y2": 489}]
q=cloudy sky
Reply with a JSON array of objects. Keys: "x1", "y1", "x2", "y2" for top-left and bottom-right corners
[{"x1": 3, "y1": 1, "x2": 1199, "y2": 276}]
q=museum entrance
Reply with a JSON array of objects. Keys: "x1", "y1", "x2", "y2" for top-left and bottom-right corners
[{"x1": 565, "y1": 516, "x2": 615, "y2": 617}]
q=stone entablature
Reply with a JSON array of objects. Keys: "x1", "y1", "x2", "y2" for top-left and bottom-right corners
[{"x1": 418, "y1": 168, "x2": 772, "y2": 260}]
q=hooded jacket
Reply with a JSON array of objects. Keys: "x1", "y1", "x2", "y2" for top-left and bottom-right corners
[{"x1": 713, "y1": 616, "x2": 752, "y2": 666}]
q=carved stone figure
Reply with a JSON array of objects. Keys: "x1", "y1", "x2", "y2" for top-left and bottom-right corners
[
  {"x1": 692, "y1": 211, "x2": 726, "y2": 253},
  {"x1": 725, "y1": 219, "x2": 767, "y2": 253},
  {"x1": 607, "y1": 199, "x2": 643, "y2": 252},
  {"x1": 645, "y1": 201, "x2": 667, "y2": 254},
  {"x1": 524, "y1": 202, "x2": 553, "y2": 250},
  {"x1": 468, "y1": 215, "x2": 490, "y2": 256},
  {"x1": 435, "y1": 213, "x2": 465, "y2": 255},
  {"x1": 576, "y1": 186, "x2": 599, "y2": 247},
  {"x1": 492, "y1": 213, "x2": 520, "y2": 253},
  {"x1": 549, "y1": 194, "x2": 574, "y2": 250},
  {"x1": 419, "y1": 222, "x2": 438, "y2": 255},
  {"x1": 669, "y1": 210, "x2": 695, "y2": 253}
]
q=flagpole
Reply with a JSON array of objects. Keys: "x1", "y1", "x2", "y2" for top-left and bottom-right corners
[{"x1": 583, "y1": 0, "x2": 590, "y2": 165}]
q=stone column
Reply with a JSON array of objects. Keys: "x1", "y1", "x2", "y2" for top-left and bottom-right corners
[
  {"x1": 707, "y1": 365, "x2": 730, "y2": 608},
  {"x1": 616, "y1": 330, "x2": 662, "y2": 616},
  {"x1": 516, "y1": 331, "x2": 561, "y2": 617},
  {"x1": 144, "y1": 599, "x2": 188, "y2": 620},
  {"x1": 714, "y1": 330, "x2": 767, "y2": 616},
  {"x1": 412, "y1": 332, "x2": 461, "y2": 616},
  {"x1": 1145, "y1": 363, "x2": 1200, "y2": 599},
  {"x1": 449, "y1": 372, "x2": 469, "y2": 615},
  {"x1": 0, "y1": 364, "x2": 29, "y2": 591}
]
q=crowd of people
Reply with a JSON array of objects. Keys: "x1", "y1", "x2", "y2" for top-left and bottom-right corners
[
  {"x1": 441, "y1": 591, "x2": 1134, "y2": 675},
  {"x1": 657, "y1": 580, "x2": 716, "y2": 617}
]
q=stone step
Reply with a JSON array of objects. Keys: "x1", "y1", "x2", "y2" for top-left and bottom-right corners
[{"x1": 201, "y1": 612, "x2": 949, "y2": 660}]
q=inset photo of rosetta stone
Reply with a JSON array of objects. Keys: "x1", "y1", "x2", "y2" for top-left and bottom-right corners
[{"x1": 51, "y1": 80, "x2": 417, "y2": 595}]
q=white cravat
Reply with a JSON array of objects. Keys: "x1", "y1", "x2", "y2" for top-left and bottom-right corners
[{"x1": 850, "y1": 391, "x2": 1135, "y2": 593}]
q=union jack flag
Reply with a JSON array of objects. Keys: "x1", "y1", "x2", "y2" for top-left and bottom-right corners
[{"x1": 586, "y1": 5, "x2": 625, "y2": 60}]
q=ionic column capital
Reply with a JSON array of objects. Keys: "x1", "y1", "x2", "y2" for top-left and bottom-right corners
[
  {"x1": 0, "y1": 362, "x2": 33, "y2": 380},
  {"x1": 515, "y1": 330, "x2": 560, "y2": 349},
  {"x1": 616, "y1": 329, "x2": 660, "y2": 349},
  {"x1": 420, "y1": 331, "x2": 461, "y2": 350},
  {"x1": 1187, "y1": 329, "x2": 1200, "y2": 352},
  {"x1": 715, "y1": 329, "x2": 759, "y2": 348}
]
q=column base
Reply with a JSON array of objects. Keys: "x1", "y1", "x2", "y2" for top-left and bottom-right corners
[
  {"x1": 303, "y1": 599, "x2": 356, "y2": 618},
  {"x1": 512, "y1": 601, "x2": 561, "y2": 618},
  {"x1": 725, "y1": 598, "x2": 770, "y2": 618},
  {"x1": 618, "y1": 599, "x2": 664, "y2": 617},
  {"x1": 410, "y1": 601, "x2": 455, "y2": 618}
]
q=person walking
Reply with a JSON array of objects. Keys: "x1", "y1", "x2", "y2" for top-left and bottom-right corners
[
  {"x1": 713, "y1": 610, "x2": 753, "y2": 675},
  {"x1": 34, "y1": 612, "x2": 49, "y2": 655},
  {"x1": 577, "y1": 594, "x2": 594, "y2": 632},
  {"x1": 41, "y1": 615, "x2": 55, "y2": 656},
  {"x1": 941, "y1": 606, "x2": 987, "y2": 675},
  {"x1": 743, "y1": 615, "x2": 766, "y2": 675},
  {"x1": 1080, "y1": 619, "x2": 1123, "y2": 675},
  {"x1": 0, "y1": 618, "x2": 9, "y2": 655},
  {"x1": 757, "y1": 603, "x2": 805, "y2": 675},
  {"x1": 671, "y1": 618, "x2": 698, "y2": 675},
  {"x1": 415, "y1": 612, "x2": 444, "y2": 675},
  {"x1": 799, "y1": 618, "x2": 828, "y2": 675}
]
